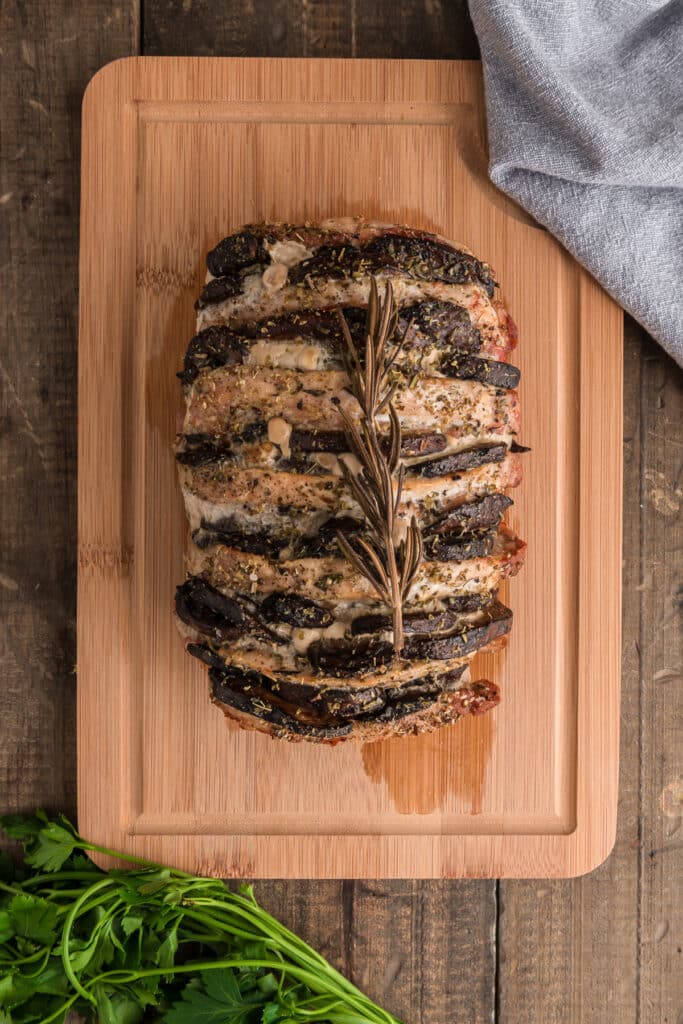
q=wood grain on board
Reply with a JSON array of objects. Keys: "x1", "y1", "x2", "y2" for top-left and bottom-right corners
[{"x1": 77, "y1": 57, "x2": 622, "y2": 879}]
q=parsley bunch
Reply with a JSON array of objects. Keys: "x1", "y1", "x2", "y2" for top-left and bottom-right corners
[{"x1": 0, "y1": 812, "x2": 401, "y2": 1024}]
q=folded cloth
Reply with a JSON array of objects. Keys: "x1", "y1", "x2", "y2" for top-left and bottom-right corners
[{"x1": 468, "y1": 0, "x2": 683, "y2": 365}]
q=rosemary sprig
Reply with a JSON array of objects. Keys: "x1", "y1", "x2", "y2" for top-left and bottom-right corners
[{"x1": 335, "y1": 278, "x2": 423, "y2": 655}]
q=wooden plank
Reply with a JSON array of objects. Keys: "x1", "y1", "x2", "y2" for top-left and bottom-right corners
[
  {"x1": 0, "y1": 0, "x2": 138, "y2": 821},
  {"x1": 497, "y1": 320, "x2": 683, "y2": 1022},
  {"x1": 250, "y1": 879, "x2": 496, "y2": 1024},
  {"x1": 637, "y1": 334, "x2": 683, "y2": 1024},
  {"x1": 143, "y1": 0, "x2": 478, "y2": 60},
  {"x1": 77, "y1": 56, "x2": 621, "y2": 879},
  {"x1": 496, "y1": 317, "x2": 644, "y2": 1021},
  {"x1": 347, "y1": 881, "x2": 496, "y2": 1024}
]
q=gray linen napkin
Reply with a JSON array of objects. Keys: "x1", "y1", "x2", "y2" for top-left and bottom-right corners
[{"x1": 468, "y1": 0, "x2": 683, "y2": 365}]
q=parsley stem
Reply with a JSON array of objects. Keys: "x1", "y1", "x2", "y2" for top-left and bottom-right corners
[
  {"x1": 85, "y1": 958, "x2": 400, "y2": 1023},
  {"x1": 60, "y1": 876, "x2": 118, "y2": 1005},
  {"x1": 0, "y1": 879, "x2": 22, "y2": 895},
  {"x1": 38, "y1": 992, "x2": 80, "y2": 1024}
]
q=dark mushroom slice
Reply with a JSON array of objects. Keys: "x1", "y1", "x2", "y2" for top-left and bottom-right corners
[
  {"x1": 445, "y1": 592, "x2": 495, "y2": 612},
  {"x1": 398, "y1": 432, "x2": 448, "y2": 457},
  {"x1": 287, "y1": 244, "x2": 359, "y2": 284},
  {"x1": 176, "y1": 443, "x2": 236, "y2": 467},
  {"x1": 403, "y1": 602, "x2": 512, "y2": 661},
  {"x1": 206, "y1": 231, "x2": 268, "y2": 277},
  {"x1": 359, "y1": 234, "x2": 496, "y2": 296},
  {"x1": 439, "y1": 353, "x2": 521, "y2": 389},
  {"x1": 288, "y1": 428, "x2": 348, "y2": 454},
  {"x1": 354, "y1": 693, "x2": 444, "y2": 724},
  {"x1": 178, "y1": 325, "x2": 248, "y2": 385},
  {"x1": 207, "y1": 659, "x2": 472, "y2": 729},
  {"x1": 290, "y1": 428, "x2": 448, "y2": 458},
  {"x1": 264, "y1": 677, "x2": 386, "y2": 721},
  {"x1": 240, "y1": 307, "x2": 361, "y2": 344},
  {"x1": 178, "y1": 585, "x2": 288, "y2": 646},
  {"x1": 209, "y1": 669, "x2": 354, "y2": 740},
  {"x1": 510, "y1": 441, "x2": 531, "y2": 453},
  {"x1": 417, "y1": 442, "x2": 509, "y2": 478},
  {"x1": 382, "y1": 664, "x2": 467, "y2": 701},
  {"x1": 398, "y1": 300, "x2": 482, "y2": 354},
  {"x1": 427, "y1": 494, "x2": 513, "y2": 536},
  {"x1": 423, "y1": 530, "x2": 496, "y2": 563},
  {"x1": 352, "y1": 600, "x2": 497, "y2": 637},
  {"x1": 176, "y1": 582, "x2": 246, "y2": 643},
  {"x1": 287, "y1": 235, "x2": 496, "y2": 296},
  {"x1": 259, "y1": 592, "x2": 334, "y2": 628},
  {"x1": 196, "y1": 652, "x2": 441, "y2": 722},
  {"x1": 191, "y1": 521, "x2": 286, "y2": 557},
  {"x1": 307, "y1": 636, "x2": 395, "y2": 676},
  {"x1": 195, "y1": 266, "x2": 266, "y2": 310},
  {"x1": 290, "y1": 516, "x2": 363, "y2": 558}
]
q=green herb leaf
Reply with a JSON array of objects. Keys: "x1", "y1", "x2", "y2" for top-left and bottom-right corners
[
  {"x1": 121, "y1": 914, "x2": 144, "y2": 937},
  {"x1": 165, "y1": 969, "x2": 266, "y2": 1024},
  {"x1": 94, "y1": 984, "x2": 145, "y2": 1024},
  {"x1": 0, "y1": 910, "x2": 14, "y2": 943},
  {"x1": 9, "y1": 893, "x2": 58, "y2": 944},
  {"x1": 0, "y1": 974, "x2": 14, "y2": 1007},
  {"x1": 155, "y1": 925, "x2": 179, "y2": 970},
  {"x1": 261, "y1": 1002, "x2": 281, "y2": 1024},
  {"x1": 0, "y1": 812, "x2": 82, "y2": 873}
]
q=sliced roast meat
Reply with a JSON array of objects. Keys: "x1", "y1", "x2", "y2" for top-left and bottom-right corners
[
  {"x1": 177, "y1": 220, "x2": 525, "y2": 743},
  {"x1": 182, "y1": 301, "x2": 488, "y2": 381},
  {"x1": 189, "y1": 525, "x2": 525, "y2": 607}
]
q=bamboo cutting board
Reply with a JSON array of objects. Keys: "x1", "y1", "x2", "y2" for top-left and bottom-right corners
[{"x1": 78, "y1": 58, "x2": 622, "y2": 878}]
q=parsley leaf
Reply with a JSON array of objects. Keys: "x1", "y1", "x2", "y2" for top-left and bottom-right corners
[
  {"x1": 0, "y1": 812, "x2": 81, "y2": 872},
  {"x1": 165, "y1": 969, "x2": 266, "y2": 1024},
  {"x1": 8, "y1": 893, "x2": 58, "y2": 944},
  {"x1": 94, "y1": 984, "x2": 145, "y2": 1024},
  {"x1": 0, "y1": 910, "x2": 14, "y2": 943}
]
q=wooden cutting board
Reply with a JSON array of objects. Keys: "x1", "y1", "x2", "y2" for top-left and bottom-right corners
[{"x1": 78, "y1": 58, "x2": 622, "y2": 878}]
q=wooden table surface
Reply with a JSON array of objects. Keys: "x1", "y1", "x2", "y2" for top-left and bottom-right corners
[{"x1": 1, "y1": 2, "x2": 681, "y2": 1021}]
